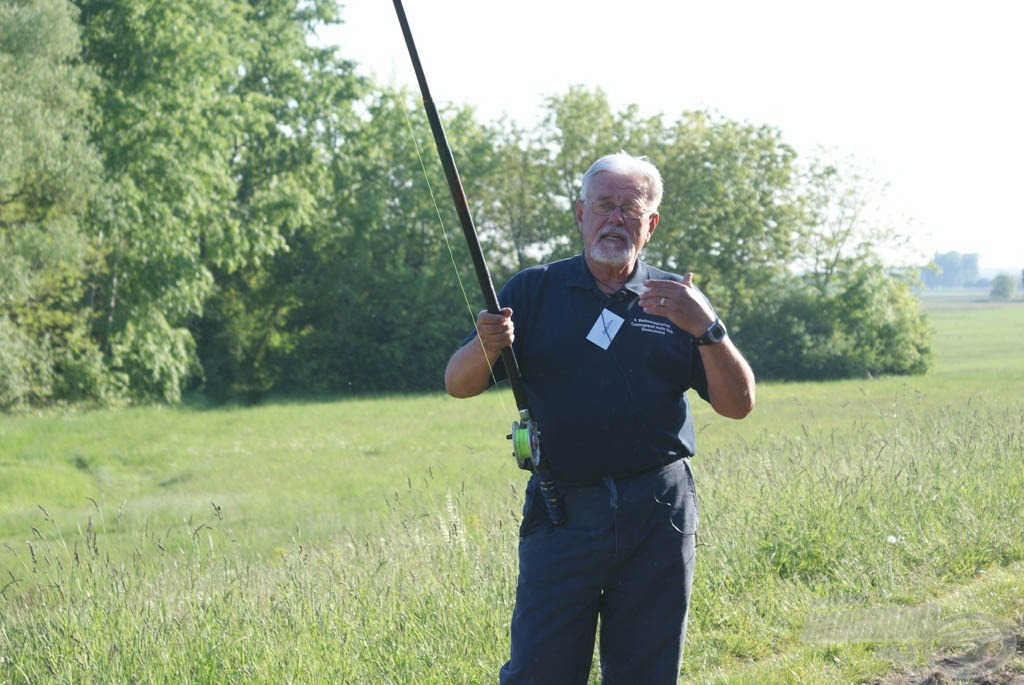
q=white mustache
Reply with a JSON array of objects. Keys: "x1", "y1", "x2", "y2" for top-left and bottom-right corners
[{"x1": 598, "y1": 228, "x2": 630, "y2": 241}]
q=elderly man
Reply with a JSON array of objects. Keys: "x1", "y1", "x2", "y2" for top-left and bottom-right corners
[{"x1": 445, "y1": 152, "x2": 755, "y2": 684}]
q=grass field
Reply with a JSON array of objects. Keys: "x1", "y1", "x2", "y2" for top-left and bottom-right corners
[{"x1": 1, "y1": 293, "x2": 1022, "y2": 683}]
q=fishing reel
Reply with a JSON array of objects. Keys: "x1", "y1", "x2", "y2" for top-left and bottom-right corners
[
  {"x1": 509, "y1": 409, "x2": 541, "y2": 471},
  {"x1": 508, "y1": 409, "x2": 566, "y2": 525}
]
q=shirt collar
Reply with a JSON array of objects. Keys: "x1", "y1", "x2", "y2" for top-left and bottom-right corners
[{"x1": 568, "y1": 254, "x2": 650, "y2": 297}]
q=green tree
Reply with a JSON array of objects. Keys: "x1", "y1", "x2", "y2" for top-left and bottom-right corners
[
  {"x1": 990, "y1": 274, "x2": 1017, "y2": 301},
  {"x1": 76, "y1": 0, "x2": 349, "y2": 401},
  {"x1": 743, "y1": 157, "x2": 932, "y2": 379},
  {"x1": 78, "y1": 0, "x2": 249, "y2": 400},
  {"x1": 192, "y1": 0, "x2": 363, "y2": 399},
  {"x1": 542, "y1": 86, "x2": 621, "y2": 210},
  {"x1": 0, "y1": 0, "x2": 112, "y2": 408},
  {"x1": 651, "y1": 111, "x2": 802, "y2": 328},
  {"x1": 470, "y1": 117, "x2": 562, "y2": 277},
  {"x1": 239, "y1": 88, "x2": 487, "y2": 395},
  {"x1": 537, "y1": 87, "x2": 667, "y2": 265}
]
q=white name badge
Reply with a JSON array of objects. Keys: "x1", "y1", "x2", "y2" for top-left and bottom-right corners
[{"x1": 586, "y1": 309, "x2": 625, "y2": 350}]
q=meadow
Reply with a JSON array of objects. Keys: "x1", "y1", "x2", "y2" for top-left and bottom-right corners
[{"x1": 1, "y1": 292, "x2": 1022, "y2": 683}]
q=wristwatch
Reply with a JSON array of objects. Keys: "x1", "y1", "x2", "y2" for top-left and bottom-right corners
[{"x1": 696, "y1": 318, "x2": 727, "y2": 345}]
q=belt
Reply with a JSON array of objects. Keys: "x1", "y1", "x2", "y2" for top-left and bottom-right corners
[{"x1": 552, "y1": 455, "x2": 686, "y2": 488}]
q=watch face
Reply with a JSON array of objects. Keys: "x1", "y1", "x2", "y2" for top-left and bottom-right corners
[{"x1": 698, "y1": 320, "x2": 727, "y2": 344}]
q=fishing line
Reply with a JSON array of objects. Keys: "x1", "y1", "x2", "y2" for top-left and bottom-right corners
[
  {"x1": 392, "y1": 0, "x2": 564, "y2": 525},
  {"x1": 397, "y1": 93, "x2": 511, "y2": 418}
]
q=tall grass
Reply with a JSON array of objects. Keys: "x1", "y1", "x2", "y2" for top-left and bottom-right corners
[
  {"x1": 1, "y1": 298, "x2": 1023, "y2": 683},
  {"x1": 688, "y1": 396, "x2": 1024, "y2": 680},
  {"x1": 2, "y1": 482, "x2": 521, "y2": 683}
]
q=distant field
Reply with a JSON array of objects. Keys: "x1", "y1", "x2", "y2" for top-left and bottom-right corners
[
  {"x1": 1, "y1": 296, "x2": 1022, "y2": 683},
  {"x1": 917, "y1": 286, "x2": 1023, "y2": 311}
]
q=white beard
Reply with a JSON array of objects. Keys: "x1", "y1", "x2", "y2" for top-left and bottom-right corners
[{"x1": 589, "y1": 239, "x2": 636, "y2": 267}]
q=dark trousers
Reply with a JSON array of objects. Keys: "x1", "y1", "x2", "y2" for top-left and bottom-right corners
[{"x1": 499, "y1": 458, "x2": 699, "y2": 685}]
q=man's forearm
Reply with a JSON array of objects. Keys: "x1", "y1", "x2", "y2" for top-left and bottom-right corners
[
  {"x1": 700, "y1": 339, "x2": 756, "y2": 419},
  {"x1": 444, "y1": 339, "x2": 500, "y2": 398}
]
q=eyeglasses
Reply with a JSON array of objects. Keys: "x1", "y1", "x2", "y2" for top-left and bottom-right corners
[{"x1": 585, "y1": 199, "x2": 650, "y2": 221}]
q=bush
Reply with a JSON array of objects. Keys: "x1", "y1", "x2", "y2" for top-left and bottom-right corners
[
  {"x1": 0, "y1": 316, "x2": 52, "y2": 409},
  {"x1": 740, "y1": 271, "x2": 932, "y2": 381},
  {"x1": 990, "y1": 274, "x2": 1017, "y2": 301}
]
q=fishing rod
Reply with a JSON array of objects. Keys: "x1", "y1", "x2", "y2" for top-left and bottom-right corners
[{"x1": 391, "y1": 0, "x2": 564, "y2": 525}]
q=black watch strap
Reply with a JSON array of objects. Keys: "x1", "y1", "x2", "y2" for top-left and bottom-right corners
[{"x1": 696, "y1": 318, "x2": 727, "y2": 345}]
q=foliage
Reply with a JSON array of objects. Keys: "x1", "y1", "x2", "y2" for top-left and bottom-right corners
[
  {"x1": 2, "y1": 1, "x2": 935, "y2": 407},
  {"x1": 651, "y1": 111, "x2": 803, "y2": 326},
  {"x1": 0, "y1": 0, "x2": 112, "y2": 408},
  {"x1": 471, "y1": 115, "x2": 566, "y2": 276},
  {"x1": 76, "y1": 0, "x2": 355, "y2": 402},
  {"x1": 743, "y1": 269, "x2": 932, "y2": 380},
  {"x1": 191, "y1": 0, "x2": 364, "y2": 399},
  {"x1": 0, "y1": 0, "x2": 98, "y2": 224},
  {"x1": 742, "y1": 157, "x2": 933, "y2": 380},
  {"x1": 250, "y1": 90, "x2": 477, "y2": 394},
  {"x1": 989, "y1": 273, "x2": 1017, "y2": 301},
  {"x1": 0, "y1": 302, "x2": 1021, "y2": 682}
]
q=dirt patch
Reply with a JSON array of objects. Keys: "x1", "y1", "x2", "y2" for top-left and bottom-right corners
[
  {"x1": 869, "y1": 622, "x2": 1023, "y2": 685},
  {"x1": 870, "y1": 669, "x2": 1024, "y2": 685}
]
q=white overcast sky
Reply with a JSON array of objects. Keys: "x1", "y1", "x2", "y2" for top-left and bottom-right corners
[{"x1": 323, "y1": 0, "x2": 1023, "y2": 272}]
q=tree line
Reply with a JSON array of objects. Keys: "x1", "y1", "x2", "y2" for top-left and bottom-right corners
[{"x1": 0, "y1": 0, "x2": 932, "y2": 411}]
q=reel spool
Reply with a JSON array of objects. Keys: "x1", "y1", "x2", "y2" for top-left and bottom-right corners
[{"x1": 509, "y1": 409, "x2": 540, "y2": 470}]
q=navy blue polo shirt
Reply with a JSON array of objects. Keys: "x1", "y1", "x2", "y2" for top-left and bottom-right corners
[{"x1": 480, "y1": 254, "x2": 709, "y2": 484}]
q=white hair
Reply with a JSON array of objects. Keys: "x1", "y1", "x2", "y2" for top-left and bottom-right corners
[{"x1": 580, "y1": 151, "x2": 664, "y2": 210}]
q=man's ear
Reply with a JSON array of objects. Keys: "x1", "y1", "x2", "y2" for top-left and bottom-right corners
[
  {"x1": 645, "y1": 212, "x2": 660, "y2": 243},
  {"x1": 574, "y1": 199, "x2": 585, "y2": 228}
]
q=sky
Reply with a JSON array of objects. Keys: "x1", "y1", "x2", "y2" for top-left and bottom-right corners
[{"x1": 323, "y1": 0, "x2": 1023, "y2": 273}]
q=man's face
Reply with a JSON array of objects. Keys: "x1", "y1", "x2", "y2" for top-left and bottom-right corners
[{"x1": 575, "y1": 172, "x2": 659, "y2": 270}]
